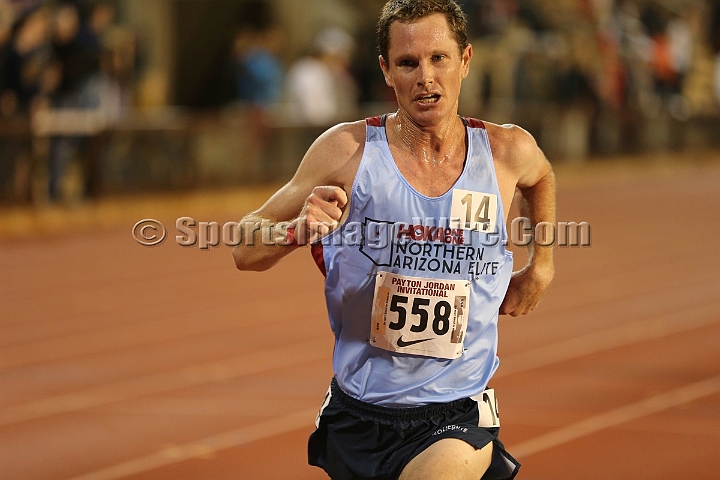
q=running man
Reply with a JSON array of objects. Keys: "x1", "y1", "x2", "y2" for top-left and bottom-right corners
[{"x1": 233, "y1": 1, "x2": 555, "y2": 478}]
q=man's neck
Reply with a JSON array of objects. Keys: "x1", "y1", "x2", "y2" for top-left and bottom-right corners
[{"x1": 388, "y1": 110, "x2": 465, "y2": 166}]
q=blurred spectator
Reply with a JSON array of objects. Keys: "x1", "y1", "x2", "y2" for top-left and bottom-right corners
[
  {"x1": 0, "y1": 0, "x2": 13, "y2": 96},
  {"x1": 350, "y1": 26, "x2": 394, "y2": 105},
  {"x1": 45, "y1": 2, "x2": 92, "y2": 201},
  {"x1": 605, "y1": 1, "x2": 653, "y2": 114},
  {"x1": 649, "y1": 23, "x2": 676, "y2": 99},
  {"x1": 0, "y1": 0, "x2": 16, "y2": 116},
  {"x1": 0, "y1": 5, "x2": 50, "y2": 202},
  {"x1": 48, "y1": 3, "x2": 88, "y2": 106},
  {"x1": 597, "y1": 26, "x2": 628, "y2": 112},
  {"x1": 468, "y1": 0, "x2": 519, "y2": 39},
  {"x1": 78, "y1": 1, "x2": 114, "y2": 57},
  {"x1": 43, "y1": 1, "x2": 126, "y2": 202},
  {"x1": 81, "y1": 1, "x2": 134, "y2": 114},
  {"x1": 554, "y1": 54, "x2": 597, "y2": 109},
  {"x1": 712, "y1": 0, "x2": 720, "y2": 50},
  {"x1": 666, "y1": 12, "x2": 692, "y2": 94},
  {"x1": 460, "y1": 0, "x2": 537, "y2": 115},
  {"x1": 712, "y1": 0, "x2": 720, "y2": 104},
  {"x1": 1, "y1": 5, "x2": 50, "y2": 116},
  {"x1": 232, "y1": 24, "x2": 283, "y2": 110},
  {"x1": 715, "y1": 55, "x2": 720, "y2": 105},
  {"x1": 284, "y1": 26, "x2": 358, "y2": 126},
  {"x1": 638, "y1": 3, "x2": 691, "y2": 110},
  {"x1": 0, "y1": 0, "x2": 17, "y2": 200},
  {"x1": 223, "y1": 0, "x2": 284, "y2": 182},
  {"x1": 225, "y1": 0, "x2": 283, "y2": 110}
]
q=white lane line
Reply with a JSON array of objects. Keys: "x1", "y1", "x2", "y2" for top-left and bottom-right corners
[
  {"x1": 496, "y1": 301, "x2": 719, "y2": 378},
  {"x1": 66, "y1": 408, "x2": 318, "y2": 480},
  {"x1": 0, "y1": 296, "x2": 315, "y2": 368},
  {"x1": 5, "y1": 301, "x2": 718, "y2": 428},
  {"x1": 30, "y1": 297, "x2": 715, "y2": 478},
  {"x1": 11, "y1": 262, "x2": 709, "y2": 369},
  {"x1": 65, "y1": 375, "x2": 720, "y2": 480},
  {"x1": 509, "y1": 374, "x2": 720, "y2": 459},
  {"x1": 0, "y1": 338, "x2": 330, "y2": 427}
]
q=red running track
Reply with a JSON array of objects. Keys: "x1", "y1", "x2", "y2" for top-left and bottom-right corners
[{"x1": 1, "y1": 159, "x2": 719, "y2": 480}]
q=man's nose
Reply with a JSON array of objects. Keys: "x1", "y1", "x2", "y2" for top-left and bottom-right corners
[{"x1": 417, "y1": 61, "x2": 434, "y2": 86}]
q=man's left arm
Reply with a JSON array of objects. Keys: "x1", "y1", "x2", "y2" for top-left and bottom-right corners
[{"x1": 500, "y1": 130, "x2": 556, "y2": 316}]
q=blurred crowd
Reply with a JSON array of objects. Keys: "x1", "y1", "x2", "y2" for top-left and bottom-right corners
[
  {"x1": 0, "y1": 0, "x2": 137, "y2": 202},
  {"x1": 223, "y1": 0, "x2": 720, "y2": 172},
  {"x1": 1, "y1": 0, "x2": 720, "y2": 203},
  {"x1": 464, "y1": 0, "x2": 720, "y2": 120},
  {"x1": 227, "y1": 0, "x2": 359, "y2": 127},
  {"x1": 0, "y1": 0, "x2": 135, "y2": 119},
  {"x1": 228, "y1": 0, "x2": 720, "y2": 126}
]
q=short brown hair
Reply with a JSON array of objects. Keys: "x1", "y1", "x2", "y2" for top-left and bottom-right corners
[{"x1": 377, "y1": 0, "x2": 468, "y2": 60}]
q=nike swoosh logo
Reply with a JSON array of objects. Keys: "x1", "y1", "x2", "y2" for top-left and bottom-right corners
[{"x1": 397, "y1": 336, "x2": 432, "y2": 348}]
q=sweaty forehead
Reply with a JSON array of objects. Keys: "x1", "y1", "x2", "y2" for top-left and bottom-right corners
[{"x1": 387, "y1": 13, "x2": 456, "y2": 56}]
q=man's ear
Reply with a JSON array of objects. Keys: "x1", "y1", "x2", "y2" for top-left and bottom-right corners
[
  {"x1": 461, "y1": 44, "x2": 473, "y2": 79},
  {"x1": 379, "y1": 55, "x2": 393, "y2": 87}
]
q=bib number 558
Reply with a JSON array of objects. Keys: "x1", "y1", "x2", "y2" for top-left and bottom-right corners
[{"x1": 389, "y1": 295, "x2": 451, "y2": 336}]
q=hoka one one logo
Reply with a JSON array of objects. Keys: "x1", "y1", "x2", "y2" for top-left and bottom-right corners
[{"x1": 395, "y1": 224, "x2": 465, "y2": 245}]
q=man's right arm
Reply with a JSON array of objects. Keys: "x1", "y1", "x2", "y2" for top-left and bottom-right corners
[{"x1": 232, "y1": 121, "x2": 365, "y2": 271}]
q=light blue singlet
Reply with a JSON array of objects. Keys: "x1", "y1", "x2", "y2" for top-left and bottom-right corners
[{"x1": 312, "y1": 115, "x2": 513, "y2": 407}]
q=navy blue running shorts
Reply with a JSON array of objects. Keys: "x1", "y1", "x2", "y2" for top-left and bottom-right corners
[{"x1": 308, "y1": 378, "x2": 520, "y2": 480}]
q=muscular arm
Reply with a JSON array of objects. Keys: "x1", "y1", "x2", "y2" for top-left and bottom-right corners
[
  {"x1": 504, "y1": 157, "x2": 555, "y2": 315},
  {"x1": 232, "y1": 121, "x2": 364, "y2": 271},
  {"x1": 489, "y1": 124, "x2": 556, "y2": 316}
]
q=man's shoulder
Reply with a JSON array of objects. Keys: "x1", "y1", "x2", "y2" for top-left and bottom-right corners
[
  {"x1": 331, "y1": 119, "x2": 369, "y2": 136},
  {"x1": 312, "y1": 119, "x2": 367, "y2": 154},
  {"x1": 483, "y1": 121, "x2": 535, "y2": 145},
  {"x1": 298, "y1": 120, "x2": 368, "y2": 187},
  {"x1": 482, "y1": 121, "x2": 539, "y2": 165}
]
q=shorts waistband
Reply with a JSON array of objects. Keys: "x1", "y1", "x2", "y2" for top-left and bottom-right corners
[{"x1": 330, "y1": 378, "x2": 473, "y2": 422}]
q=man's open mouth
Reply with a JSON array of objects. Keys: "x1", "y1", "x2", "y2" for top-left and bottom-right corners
[{"x1": 415, "y1": 93, "x2": 441, "y2": 104}]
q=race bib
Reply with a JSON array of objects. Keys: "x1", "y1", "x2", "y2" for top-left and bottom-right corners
[
  {"x1": 450, "y1": 189, "x2": 498, "y2": 233},
  {"x1": 473, "y1": 388, "x2": 500, "y2": 428},
  {"x1": 370, "y1": 272, "x2": 470, "y2": 359}
]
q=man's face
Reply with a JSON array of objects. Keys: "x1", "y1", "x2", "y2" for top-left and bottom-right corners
[{"x1": 380, "y1": 13, "x2": 471, "y2": 127}]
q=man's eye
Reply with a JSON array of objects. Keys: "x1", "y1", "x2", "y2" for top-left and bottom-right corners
[{"x1": 432, "y1": 55, "x2": 445, "y2": 62}]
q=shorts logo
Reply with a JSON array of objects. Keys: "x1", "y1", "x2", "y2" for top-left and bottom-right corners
[
  {"x1": 432, "y1": 424, "x2": 469, "y2": 436},
  {"x1": 396, "y1": 336, "x2": 432, "y2": 348}
]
